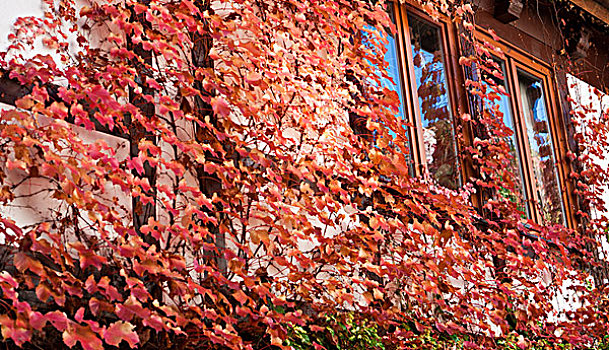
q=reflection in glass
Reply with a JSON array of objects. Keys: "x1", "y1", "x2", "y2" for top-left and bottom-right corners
[
  {"x1": 362, "y1": 7, "x2": 412, "y2": 170},
  {"x1": 482, "y1": 60, "x2": 528, "y2": 216},
  {"x1": 383, "y1": 8, "x2": 406, "y2": 124},
  {"x1": 408, "y1": 13, "x2": 459, "y2": 189},
  {"x1": 382, "y1": 9, "x2": 411, "y2": 167},
  {"x1": 517, "y1": 71, "x2": 564, "y2": 224}
]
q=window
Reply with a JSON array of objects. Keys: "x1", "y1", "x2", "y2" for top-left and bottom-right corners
[
  {"x1": 378, "y1": 3, "x2": 461, "y2": 189},
  {"x1": 479, "y1": 58, "x2": 528, "y2": 216},
  {"x1": 372, "y1": 5, "x2": 574, "y2": 225},
  {"x1": 370, "y1": 5, "x2": 573, "y2": 226},
  {"x1": 406, "y1": 12, "x2": 460, "y2": 189},
  {"x1": 516, "y1": 70, "x2": 565, "y2": 224},
  {"x1": 476, "y1": 32, "x2": 571, "y2": 226}
]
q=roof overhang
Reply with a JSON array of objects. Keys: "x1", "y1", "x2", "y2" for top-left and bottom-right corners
[{"x1": 570, "y1": 0, "x2": 609, "y2": 25}]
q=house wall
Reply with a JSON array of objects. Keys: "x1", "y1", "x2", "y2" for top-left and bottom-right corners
[
  {"x1": 567, "y1": 74, "x2": 609, "y2": 276},
  {"x1": 1, "y1": 0, "x2": 609, "y2": 336},
  {"x1": 0, "y1": 1, "x2": 43, "y2": 52},
  {"x1": 474, "y1": 0, "x2": 609, "y2": 90},
  {"x1": 0, "y1": 0, "x2": 132, "y2": 239}
]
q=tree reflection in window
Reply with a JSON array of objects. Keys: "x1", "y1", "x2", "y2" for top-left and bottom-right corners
[
  {"x1": 408, "y1": 13, "x2": 459, "y2": 189},
  {"x1": 481, "y1": 59, "x2": 528, "y2": 216},
  {"x1": 517, "y1": 71, "x2": 564, "y2": 224},
  {"x1": 360, "y1": 7, "x2": 411, "y2": 168},
  {"x1": 382, "y1": 8, "x2": 411, "y2": 167}
]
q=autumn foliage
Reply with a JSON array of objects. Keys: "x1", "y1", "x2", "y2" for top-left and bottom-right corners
[{"x1": 0, "y1": 0, "x2": 607, "y2": 349}]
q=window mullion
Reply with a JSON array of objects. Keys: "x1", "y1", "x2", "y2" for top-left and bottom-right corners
[
  {"x1": 391, "y1": 2, "x2": 417, "y2": 177},
  {"x1": 399, "y1": 8, "x2": 428, "y2": 179},
  {"x1": 506, "y1": 57, "x2": 543, "y2": 223},
  {"x1": 542, "y1": 73, "x2": 574, "y2": 227}
]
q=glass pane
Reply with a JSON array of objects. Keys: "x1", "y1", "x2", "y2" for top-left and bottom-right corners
[
  {"x1": 517, "y1": 70, "x2": 564, "y2": 224},
  {"x1": 361, "y1": 7, "x2": 412, "y2": 171},
  {"x1": 482, "y1": 60, "x2": 528, "y2": 216},
  {"x1": 383, "y1": 8, "x2": 411, "y2": 167},
  {"x1": 383, "y1": 7, "x2": 406, "y2": 123},
  {"x1": 408, "y1": 13, "x2": 459, "y2": 189}
]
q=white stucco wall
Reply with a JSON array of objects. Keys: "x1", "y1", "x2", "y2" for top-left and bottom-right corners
[
  {"x1": 567, "y1": 74, "x2": 609, "y2": 215},
  {"x1": 0, "y1": 1, "x2": 132, "y2": 239},
  {"x1": 0, "y1": 1, "x2": 44, "y2": 52},
  {"x1": 567, "y1": 74, "x2": 609, "y2": 264}
]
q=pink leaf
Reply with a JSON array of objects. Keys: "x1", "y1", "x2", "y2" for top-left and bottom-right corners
[
  {"x1": 211, "y1": 97, "x2": 231, "y2": 117},
  {"x1": 103, "y1": 321, "x2": 140, "y2": 348},
  {"x1": 62, "y1": 323, "x2": 103, "y2": 350}
]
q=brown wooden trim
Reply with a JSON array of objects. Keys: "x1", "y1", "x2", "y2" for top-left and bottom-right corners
[
  {"x1": 443, "y1": 15, "x2": 477, "y2": 187},
  {"x1": 396, "y1": 4, "x2": 427, "y2": 178},
  {"x1": 397, "y1": 3, "x2": 466, "y2": 186},
  {"x1": 473, "y1": 10, "x2": 559, "y2": 67},
  {"x1": 570, "y1": 0, "x2": 609, "y2": 25},
  {"x1": 474, "y1": 29, "x2": 552, "y2": 74},
  {"x1": 392, "y1": 2, "x2": 424, "y2": 178},
  {"x1": 471, "y1": 29, "x2": 577, "y2": 228}
]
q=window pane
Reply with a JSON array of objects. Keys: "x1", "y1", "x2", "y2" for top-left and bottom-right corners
[
  {"x1": 383, "y1": 7, "x2": 406, "y2": 123},
  {"x1": 517, "y1": 71, "x2": 564, "y2": 224},
  {"x1": 408, "y1": 13, "x2": 459, "y2": 189},
  {"x1": 383, "y1": 9, "x2": 411, "y2": 166},
  {"x1": 361, "y1": 7, "x2": 412, "y2": 170},
  {"x1": 482, "y1": 60, "x2": 528, "y2": 216}
]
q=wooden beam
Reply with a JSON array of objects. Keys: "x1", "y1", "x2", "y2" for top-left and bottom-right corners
[
  {"x1": 0, "y1": 70, "x2": 32, "y2": 106},
  {"x1": 570, "y1": 0, "x2": 609, "y2": 25},
  {"x1": 494, "y1": 0, "x2": 524, "y2": 23}
]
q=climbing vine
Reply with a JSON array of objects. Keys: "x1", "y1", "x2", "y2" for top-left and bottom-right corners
[{"x1": 0, "y1": 0, "x2": 607, "y2": 349}]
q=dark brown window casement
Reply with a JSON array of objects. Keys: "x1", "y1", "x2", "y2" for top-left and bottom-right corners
[
  {"x1": 475, "y1": 31, "x2": 575, "y2": 228},
  {"x1": 374, "y1": 2, "x2": 575, "y2": 227},
  {"x1": 377, "y1": 3, "x2": 464, "y2": 190}
]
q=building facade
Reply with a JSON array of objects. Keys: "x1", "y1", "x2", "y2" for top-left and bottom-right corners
[{"x1": 1, "y1": 0, "x2": 609, "y2": 348}]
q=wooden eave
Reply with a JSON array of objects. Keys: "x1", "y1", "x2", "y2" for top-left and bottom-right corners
[{"x1": 570, "y1": 0, "x2": 609, "y2": 26}]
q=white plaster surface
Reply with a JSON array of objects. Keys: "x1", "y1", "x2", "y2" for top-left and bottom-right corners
[{"x1": 0, "y1": 0, "x2": 44, "y2": 51}]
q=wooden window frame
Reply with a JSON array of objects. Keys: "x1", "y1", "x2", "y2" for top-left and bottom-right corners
[
  {"x1": 475, "y1": 29, "x2": 577, "y2": 228},
  {"x1": 390, "y1": 2, "x2": 467, "y2": 185},
  {"x1": 371, "y1": 2, "x2": 576, "y2": 226}
]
